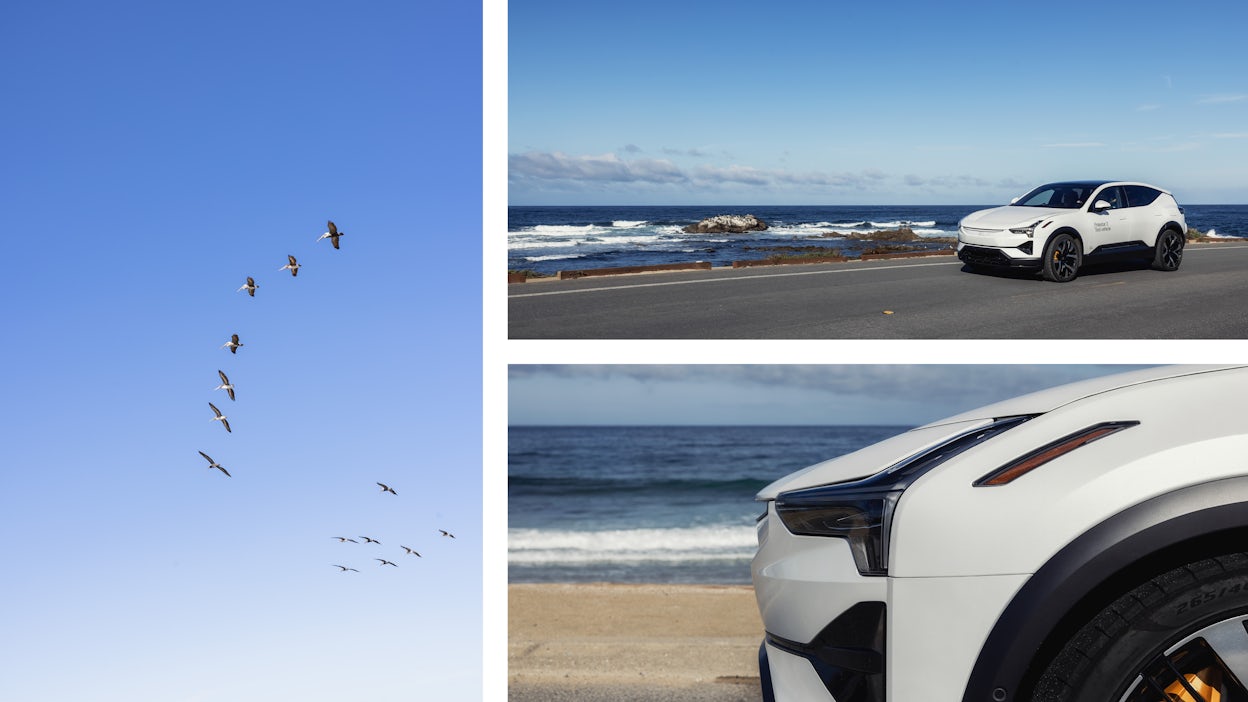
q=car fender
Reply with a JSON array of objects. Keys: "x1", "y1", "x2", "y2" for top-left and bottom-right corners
[{"x1": 960, "y1": 477, "x2": 1248, "y2": 702}]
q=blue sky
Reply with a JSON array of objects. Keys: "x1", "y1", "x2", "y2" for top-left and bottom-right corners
[
  {"x1": 1, "y1": 3, "x2": 481, "y2": 700},
  {"x1": 508, "y1": 0, "x2": 1248, "y2": 205},
  {"x1": 509, "y1": 365, "x2": 1149, "y2": 426}
]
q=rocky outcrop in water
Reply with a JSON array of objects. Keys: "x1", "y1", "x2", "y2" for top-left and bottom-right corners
[{"x1": 682, "y1": 214, "x2": 768, "y2": 234}]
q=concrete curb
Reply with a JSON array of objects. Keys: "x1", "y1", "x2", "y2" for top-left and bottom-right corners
[{"x1": 555, "y1": 261, "x2": 713, "y2": 280}]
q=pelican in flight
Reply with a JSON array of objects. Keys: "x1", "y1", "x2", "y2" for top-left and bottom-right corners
[
  {"x1": 197, "y1": 451, "x2": 230, "y2": 477},
  {"x1": 359, "y1": 536, "x2": 381, "y2": 544},
  {"x1": 221, "y1": 334, "x2": 243, "y2": 354},
  {"x1": 208, "y1": 402, "x2": 231, "y2": 433},
  {"x1": 332, "y1": 537, "x2": 359, "y2": 543},
  {"x1": 279, "y1": 254, "x2": 301, "y2": 277},
  {"x1": 237, "y1": 276, "x2": 258, "y2": 297},
  {"x1": 401, "y1": 546, "x2": 422, "y2": 557},
  {"x1": 332, "y1": 565, "x2": 359, "y2": 572},
  {"x1": 377, "y1": 482, "x2": 397, "y2": 495},
  {"x1": 376, "y1": 559, "x2": 398, "y2": 567},
  {"x1": 439, "y1": 530, "x2": 455, "y2": 539},
  {"x1": 214, "y1": 370, "x2": 235, "y2": 401},
  {"x1": 317, "y1": 220, "x2": 343, "y2": 249}
]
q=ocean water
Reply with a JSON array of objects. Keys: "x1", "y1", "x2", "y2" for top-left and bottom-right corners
[
  {"x1": 508, "y1": 425, "x2": 908, "y2": 584},
  {"x1": 507, "y1": 204, "x2": 1247, "y2": 276}
]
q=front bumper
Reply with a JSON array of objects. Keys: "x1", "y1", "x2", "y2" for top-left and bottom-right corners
[
  {"x1": 753, "y1": 501, "x2": 1029, "y2": 702},
  {"x1": 957, "y1": 244, "x2": 1041, "y2": 269}
]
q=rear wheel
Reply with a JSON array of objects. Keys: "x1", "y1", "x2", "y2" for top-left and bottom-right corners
[
  {"x1": 1042, "y1": 233, "x2": 1081, "y2": 282},
  {"x1": 1032, "y1": 553, "x2": 1248, "y2": 702},
  {"x1": 1152, "y1": 229, "x2": 1185, "y2": 271}
]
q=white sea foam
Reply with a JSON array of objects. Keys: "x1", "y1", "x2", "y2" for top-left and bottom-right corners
[
  {"x1": 524, "y1": 254, "x2": 584, "y2": 262},
  {"x1": 869, "y1": 220, "x2": 937, "y2": 228},
  {"x1": 508, "y1": 238, "x2": 590, "y2": 250},
  {"x1": 612, "y1": 220, "x2": 648, "y2": 228},
  {"x1": 531, "y1": 224, "x2": 604, "y2": 234},
  {"x1": 508, "y1": 525, "x2": 756, "y2": 564}
]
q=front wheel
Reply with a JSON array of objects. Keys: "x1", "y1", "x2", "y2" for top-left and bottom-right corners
[
  {"x1": 1152, "y1": 229, "x2": 1185, "y2": 271},
  {"x1": 1032, "y1": 553, "x2": 1248, "y2": 702},
  {"x1": 1042, "y1": 233, "x2": 1082, "y2": 282}
]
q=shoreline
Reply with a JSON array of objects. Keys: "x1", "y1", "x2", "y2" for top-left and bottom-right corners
[
  {"x1": 509, "y1": 582, "x2": 764, "y2": 700},
  {"x1": 509, "y1": 237, "x2": 1246, "y2": 284}
]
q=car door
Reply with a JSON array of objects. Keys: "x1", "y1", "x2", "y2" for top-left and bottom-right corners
[
  {"x1": 1123, "y1": 184, "x2": 1165, "y2": 245},
  {"x1": 1085, "y1": 185, "x2": 1130, "y2": 250}
]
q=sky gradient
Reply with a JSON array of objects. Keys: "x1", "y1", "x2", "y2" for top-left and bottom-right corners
[
  {"x1": 508, "y1": 0, "x2": 1248, "y2": 205},
  {"x1": 509, "y1": 365, "x2": 1149, "y2": 426},
  {"x1": 2, "y1": 3, "x2": 481, "y2": 700}
]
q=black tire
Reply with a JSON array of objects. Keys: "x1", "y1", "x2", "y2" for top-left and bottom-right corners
[
  {"x1": 1152, "y1": 229, "x2": 1185, "y2": 271},
  {"x1": 1032, "y1": 553, "x2": 1248, "y2": 702},
  {"x1": 1041, "y1": 233, "x2": 1081, "y2": 282}
]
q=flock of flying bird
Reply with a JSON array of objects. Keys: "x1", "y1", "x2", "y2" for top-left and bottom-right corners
[{"x1": 194, "y1": 221, "x2": 456, "y2": 573}]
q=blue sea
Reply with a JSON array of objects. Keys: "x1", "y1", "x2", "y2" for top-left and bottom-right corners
[
  {"x1": 507, "y1": 204, "x2": 1247, "y2": 276},
  {"x1": 508, "y1": 425, "x2": 909, "y2": 584}
]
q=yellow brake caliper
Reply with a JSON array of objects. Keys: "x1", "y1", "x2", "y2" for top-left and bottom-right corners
[{"x1": 1164, "y1": 666, "x2": 1223, "y2": 702}]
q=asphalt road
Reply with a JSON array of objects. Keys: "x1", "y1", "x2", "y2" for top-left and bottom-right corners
[{"x1": 508, "y1": 244, "x2": 1248, "y2": 339}]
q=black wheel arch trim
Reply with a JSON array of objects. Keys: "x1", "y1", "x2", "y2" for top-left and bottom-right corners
[{"x1": 961, "y1": 476, "x2": 1248, "y2": 702}]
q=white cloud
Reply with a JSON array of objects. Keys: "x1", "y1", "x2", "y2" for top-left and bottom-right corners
[{"x1": 509, "y1": 151, "x2": 687, "y2": 184}]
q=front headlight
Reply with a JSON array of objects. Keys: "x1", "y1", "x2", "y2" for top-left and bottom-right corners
[
  {"x1": 1009, "y1": 220, "x2": 1043, "y2": 238},
  {"x1": 774, "y1": 415, "x2": 1032, "y2": 576},
  {"x1": 775, "y1": 490, "x2": 900, "y2": 575}
]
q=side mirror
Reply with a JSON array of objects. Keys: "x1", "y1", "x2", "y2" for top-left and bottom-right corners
[{"x1": 1093, "y1": 200, "x2": 1112, "y2": 211}]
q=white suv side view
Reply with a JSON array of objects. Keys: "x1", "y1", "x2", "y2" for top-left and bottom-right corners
[
  {"x1": 753, "y1": 365, "x2": 1248, "y2": 702},
  {"x1": 957, "y1": 181, "x2": 1187, "y2": 282}
]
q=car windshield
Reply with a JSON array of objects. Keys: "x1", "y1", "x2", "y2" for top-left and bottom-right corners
[{"x1": 1013, "y1": 183, "x2": 1101, "y2": 209}]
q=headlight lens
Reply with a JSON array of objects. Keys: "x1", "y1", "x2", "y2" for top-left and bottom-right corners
[
  {"x1": 1009, "y1": 220, "x2": 1043, "y2": 237},
  {"x1": 776, "y1": 490, "x2": 900, "y2": 575}
]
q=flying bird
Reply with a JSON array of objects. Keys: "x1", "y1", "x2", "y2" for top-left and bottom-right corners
[
  {"x1": 209, "y1": 402, "x2": 231, "y2": 433},
  {"x1": 197, "y1": 451, "x2": 230, "y2": 477},
  {"x1": 279, "y1": 255, "x2": 301, "y2": 277},
  {"x1": 376, "y1": 559, "x2": 398, "y2": 567},
  {"x1": 377, "y1": 482, "x2": 397, "y2": 495},
  {"x1": 332, "y1": 565, "x2": 359, "y2": 572},
  {"x1": 359, "y1": 536, "x2": 381, "y2": 544},
  {"x1": 332, "y1": 537, "x2": 359, "y2": 543},
  {"x1": 317, "y1": 220, "x2": 343, "y2": 249},
  {"x1": 401, "y1": 546, "x2": 422, "y2": 557},
  {"x1": 214, "y1": 370, "x2": 235, "y2": 401},
  {"x1": 237, "y1": 276, "x2": 258, "y2": 297},
  {"x1": 221, "y1": 334, "x2": 243, "y2": 354},
  {"x1": 439, "y1": 530, "x2": 455, "y2": 539}
]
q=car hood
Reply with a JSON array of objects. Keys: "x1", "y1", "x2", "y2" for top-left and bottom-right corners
[
  {"x1": 961, "y1": 205, "x2": 1067, "y2": 229},
  {"x1": 755, "y1": 365, "x2": 1240, "y2": 500}
]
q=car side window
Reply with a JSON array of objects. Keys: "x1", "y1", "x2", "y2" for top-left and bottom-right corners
[
  {"x1": 1123, "y1": 185, "x2": 1162, "y2": 208},
  {"x1": 1094, "y1": 186, "x2": 1124, "y2": 210}
]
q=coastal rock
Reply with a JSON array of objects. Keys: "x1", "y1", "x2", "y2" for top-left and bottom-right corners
[{"x1": 682, "y1": 214, "x2": 768, "y2": 234}]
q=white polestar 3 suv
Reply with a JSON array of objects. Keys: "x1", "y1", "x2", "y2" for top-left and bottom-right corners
[
  {"x1": 956, "y1": 181, "x2": 1187, "y2": 282},
  {"x1": 753, "y1": 365, "x2": 1248, "y2": 702}
]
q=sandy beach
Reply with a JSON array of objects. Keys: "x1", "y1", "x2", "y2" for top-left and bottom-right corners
[{"x1": 509, "y1": 583, "x2": 765, "y2": 702}]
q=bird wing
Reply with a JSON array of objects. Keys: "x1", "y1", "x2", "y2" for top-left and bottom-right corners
[
  {"x1": 227, "y1": 387, "x2": 235, "y2": 401},
  {"x1": 199, "y1": 450, "x2": 213, "y2": 463},
  {"x1": 209, "y1": 402, "x2": 221, "y2": 416},
  {"x1": 219, "y1": 370, "x2": 229, "y2": 383},
  {"x1": 328, "y1": 220, "x2": 337, "y2": 235},
  {"x1": 222, "y1": 418, "x2": 231, "y2": 433},
  {"x1": 218, "y1": 466, "x2": 231, "y2": 477}
]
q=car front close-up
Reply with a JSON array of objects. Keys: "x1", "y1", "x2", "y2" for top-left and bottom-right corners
[{"x1": 753, "y1": 365, "x2": 1248, "y2": 702}]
